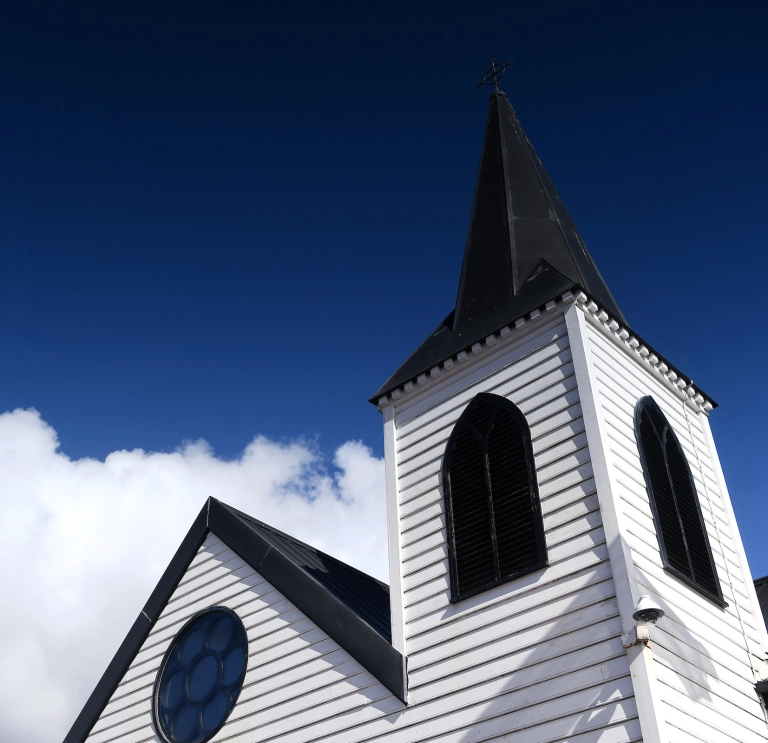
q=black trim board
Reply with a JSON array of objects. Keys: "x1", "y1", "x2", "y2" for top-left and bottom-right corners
[
  {"x1": 63, "y1": 613, "x2": 151, "y2": 743},
  {"x1": 62, "y1": 498, "x2": 406, "y2": 743}
]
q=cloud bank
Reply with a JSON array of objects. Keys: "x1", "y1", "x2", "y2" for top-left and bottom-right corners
[{"x1": 0, "y1": 408, "x2": 387, "y2": 743}]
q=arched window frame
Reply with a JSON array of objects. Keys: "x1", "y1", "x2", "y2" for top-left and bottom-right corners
[
  {"x1": 443, "y1": 392, "x2": 547, "y2": 603},
  {"x1": 634, "y1": 395, "x2": 725, "y2": 606}
]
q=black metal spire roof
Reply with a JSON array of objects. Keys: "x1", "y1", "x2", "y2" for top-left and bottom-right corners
[{"x1": 371, "y1": 90, "x2": 625, "y2": 403}]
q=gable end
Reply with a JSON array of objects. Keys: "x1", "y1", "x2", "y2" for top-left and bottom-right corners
[{"x1": 63, "y1": 498, "x2": 406, "y2": 743}]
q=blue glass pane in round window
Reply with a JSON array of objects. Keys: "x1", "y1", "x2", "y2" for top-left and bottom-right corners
[
  {"x1": 162, "y1": 671, "x2": 185, "y2": 709},
  {"x1": 178, "y1": 630, "x2": 204, "y2": 666},
  {"x1": 202, "y1": 691, "x2": 228, "y2": 731},
  {"x1": 173, "y1": 705, "x2": 197, "y2": 741},
  {"x1": 222, "y1": 647, "x2": 245, "y2": 686},
  {"x1": 188, "y1": 655, "x2": 218, "y2": 702},
  {"x1": 154, "y1": 608, "x2": 248, "y2": 743},
  {"x1": 209, "y1": 617, "x2": 232, "y2": 652}
]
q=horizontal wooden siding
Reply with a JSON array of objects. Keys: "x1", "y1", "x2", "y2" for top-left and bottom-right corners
[{"x1": 584, "y1": 316, "x2": 768, "y2": 743}]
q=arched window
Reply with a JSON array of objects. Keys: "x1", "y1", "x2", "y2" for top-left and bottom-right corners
[
  {"x1": 443, "y1": 393, "x2": 547, "y2": 602},
  {"x1": 635, "y1": 396, "x2": 724, "y2": 604}
]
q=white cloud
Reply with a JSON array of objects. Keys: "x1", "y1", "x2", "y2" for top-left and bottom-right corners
[{"x1": 0, "y1": 408, "x2": 387, "y2": 743}]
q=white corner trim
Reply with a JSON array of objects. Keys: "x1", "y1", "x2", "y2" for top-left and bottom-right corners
[
  {"x1": 626, "y1": 643, "x2": 669, "y2": 743},
  {"x1": 565, "y1": 303, "x2": 668, "y2": 743},
  {"x1": 565, "y1": 304, "x2": 641, "y2": 630},
  {"x1": 382, "y1": 405, "x2": 406, "y2": 656}
]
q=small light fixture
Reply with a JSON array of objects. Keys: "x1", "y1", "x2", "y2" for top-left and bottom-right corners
[
  {"x1": 633, "y1": 595, "x2": 665, "y2": 624},
  {"x1": 755, "y1": 679, "x2": 768, "y2": 706}
]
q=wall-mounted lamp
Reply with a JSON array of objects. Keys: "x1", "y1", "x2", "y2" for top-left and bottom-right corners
[{"x1": 633, "y1": 595, "x2": 665, "y2": 624}]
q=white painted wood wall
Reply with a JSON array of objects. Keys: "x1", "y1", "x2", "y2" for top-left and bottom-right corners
[
  {"x1": 88, "y1": 305, "x2": 640, "y2": 743},
  {"x1": 85, "y1": 299, "x2": 768, "y2": 743},
  {"x1": 384, "y1": 305, "x2": 641, "y2": 743},
  {"x1": 86, "y1": 531, "x2": 399, "y2": 743},
  {"x1": 568, "y1": 302, "x2": 768, "y2": 743}
]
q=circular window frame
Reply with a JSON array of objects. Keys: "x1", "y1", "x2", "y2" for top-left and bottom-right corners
[{"x1": 151, "y1": 605, "x2": 249, "y2": 743}]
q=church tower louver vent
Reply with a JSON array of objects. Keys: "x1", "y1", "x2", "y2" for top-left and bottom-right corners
[
  {"x1": 443, "y1": 393, "x2": 546, "y2": 602},
  {"x1": 635, "y1": 396, "x2": 724, "y2": 604}
]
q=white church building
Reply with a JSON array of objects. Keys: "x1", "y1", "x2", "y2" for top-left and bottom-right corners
[{"x1": 64, "y1": 88, "x2": 768, "y2": 743}]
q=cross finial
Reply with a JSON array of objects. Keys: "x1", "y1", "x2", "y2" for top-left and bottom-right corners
[{"x1": 477, "y1": 59, "x2": 513, "y2": 91}]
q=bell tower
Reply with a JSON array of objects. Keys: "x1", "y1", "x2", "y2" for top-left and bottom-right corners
[{"x1": 372, "y1": 87, "x2": 768, "y2": 742}]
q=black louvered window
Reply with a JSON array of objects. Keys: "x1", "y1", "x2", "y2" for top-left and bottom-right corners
[
  {"x1": 635, "y1": 396, "x2": 724, "y2": 604},
  {"x1": 443, "y1": 393, "x2": 547, "y2": 602}
]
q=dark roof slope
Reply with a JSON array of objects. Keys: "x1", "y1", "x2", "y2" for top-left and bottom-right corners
[
  {"x1": 371, "y1": 91, "x2": 625, "y2": 402},
  {"x1": 225, "y1": 504, "x2": 392, "y2": 642},
  {"x1": 63, "y1": 498, "x2": 405, "y2": 743},
  {"x1": 754, "y1": 575, "x2": 768, "y2": 630}
]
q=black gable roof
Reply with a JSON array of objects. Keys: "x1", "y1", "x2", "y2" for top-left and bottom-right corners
[
  {"x1": 224, "y1": 504, "x2": 392, "y2": 642},
  {"x1": 63, "y1": 498, "x2": 405, "y2": 743}
]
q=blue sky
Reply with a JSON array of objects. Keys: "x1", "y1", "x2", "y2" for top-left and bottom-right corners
[{"x1": 1, "y1": 1, "x2": 766, "y2": 573}]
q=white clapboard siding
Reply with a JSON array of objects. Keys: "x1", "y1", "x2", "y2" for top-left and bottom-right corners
[
  {"x1": 386, "y1": 305, "x2": 639, "y2": 743},
  {"x1": 582, "y1": 315, "x2": 768, "y2": 743},
  {"x1": 394, "y1": 314, "x2": 569, "y2": 429},
  {"x1": 86, "y1": 531, "x2": 636, "y2": 743},
  {"x1": 87, "y1": 532, "x2": 398, "y2": 743},
  {"x1": 586, "y1": 323, "x2": 760, "y2": 624},
  {"x1": 84, "y1": 307, "x2": 646, "y2": 743},
  {"x1": 395, "y1": 351, "x2": 576, "y2": 466}
]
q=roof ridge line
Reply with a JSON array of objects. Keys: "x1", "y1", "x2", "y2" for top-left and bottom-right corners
[{"x1": 501, "y1": 95, "x2": 584, "y2": 289}]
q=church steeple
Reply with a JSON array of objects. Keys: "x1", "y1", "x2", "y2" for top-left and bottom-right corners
[
  {"x1": 371, "y1": 90, "x2": 625, "y2": 403},
  {"x1": 455, "y1": 90, "x2": 624, "y2": 327}
]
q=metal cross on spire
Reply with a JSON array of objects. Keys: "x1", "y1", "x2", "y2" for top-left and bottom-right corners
[{"x1": 477, "y1": 59, "x2": 513, "y2": 91}]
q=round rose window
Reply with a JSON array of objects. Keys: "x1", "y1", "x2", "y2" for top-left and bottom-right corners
[{"x1": 153, "y1": 607, "x2": 248, "y2": 743}]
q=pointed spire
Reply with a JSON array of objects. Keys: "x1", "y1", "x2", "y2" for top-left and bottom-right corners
[
  {"x1": 370, "y1": 91, "x2": 626, "y2": 403},
  {"x1": 455, "y1": 90, "x2": 624, "y2": 327}
]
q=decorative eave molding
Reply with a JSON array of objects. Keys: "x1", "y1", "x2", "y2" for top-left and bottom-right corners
[
  {"x1": 376, "y1": 293, "x2": 566, "y2": 411},
  {"x1": 573, "y1": 290, "x2": 716, "y2": 415},
  {"x1": 377, "y1": 288, "x2": 717, "y2": 416}
]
